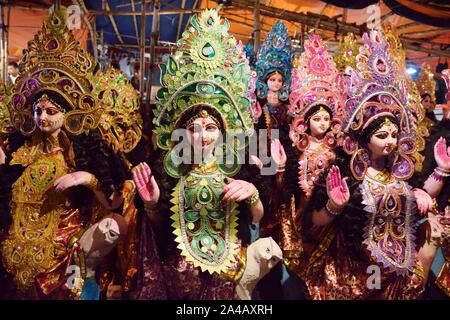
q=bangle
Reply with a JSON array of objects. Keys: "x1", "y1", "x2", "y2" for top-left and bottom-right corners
[
  {"x1": 245, "y1": 187, "x2": 260, "y2": 207},
  {"x1": 325, "y1": 200, "x2": 343, "y2": 216},
  {"x1": 144, "y1": 201, "x2": 157, "y2": 211},
  {"x1": 436, "y1": 167, "x2": 450, "y2": 176},
  {"x1": 144, "y1": 201, "x2": 157, "y2": 218},
  {"x1": 276, "y1": 168, "x2": 286, "y2": 173},
  {"x1": 432, "y1": 168, "x2": 450, "y2": 181},
  {"x1": 87, "y1": 175, "x2": 100, "y2": 190}
]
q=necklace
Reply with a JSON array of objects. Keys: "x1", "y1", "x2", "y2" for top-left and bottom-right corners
[{"x1": 366, "y1": 168, "x2": 392, "y2": 183}]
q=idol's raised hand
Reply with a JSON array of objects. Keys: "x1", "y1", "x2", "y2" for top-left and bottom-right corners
[
  {"x1": 434, "y1": 137, "x2": 450, "y2": 171},
  {"x1": 326, "y1": 165, "x2": 350, "y2": 208},
  {"x1": 132, "y1": 162, "x2": 160, "y2": 206}
]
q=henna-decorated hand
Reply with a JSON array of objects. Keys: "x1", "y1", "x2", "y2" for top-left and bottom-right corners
[
  {"x1": 132, "y1": 162, "x2": 160, "y2": 206},
  {"x1": 326, "y1": 165, "x2": 350, "y2": 208},
  {"x1": 54, "y1": 171, "x2": 93, "y2": 192},
  {"x1": 434, "y1": 137, "x2": 450, "y2": 171},
  {"x1": 223, "y1": 178, "x2": 256, "y2": 202},
  {"x1": 413, "y1": 188, "x2": 434, "y2": 216},
  {"x1": 271, "y1": 138, "x2": 287, "y2": 170}
]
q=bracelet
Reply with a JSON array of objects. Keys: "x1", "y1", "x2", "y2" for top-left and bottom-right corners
[
  {"x1": 144, "y1": 201, "x2": 157, "y2": 211},
  {"x1": 245, "y1": 187, "x2": 260, "y2": 207},
  {"x1": 436, "y1": 167, "x2": 450, "y2": 176},
  {"x1": 325, "y1": 200, "x2": 343, "y2": 216},
  {"x1": 432, "y1": 168, "x2": 450, "y2": 181},
  {"x1": 87, "y1": 175, "x2": 100, "y2": 190},
  {"x1": 276, "y1": 168, "x2": 286, "y2": 173}
]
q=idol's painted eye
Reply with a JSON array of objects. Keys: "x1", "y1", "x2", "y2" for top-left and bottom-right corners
[
  {"x1": 324, "y1": 116, "x2": 330, "y2": 121},
  {"x1": 391, "y1": 131, "x2": 398, "y2": 139},
  {"x1": 188, "y1": 124, "x2": 202, "y2": 133},
  {"x1": 46, "y1": 107, "x2": 60, "y2": 116},
  {"x1": 206, "y1": 124, "x2": 218, "y2": 132},
  {"x1": 375, "y1": 132, "x2": 388, "y2": 139},
  {"x1": 311, "y1": 117, "x2": 320, "y2": 122}
]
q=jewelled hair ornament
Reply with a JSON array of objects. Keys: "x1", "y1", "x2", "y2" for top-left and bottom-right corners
[
  {"x1": 7, "y1": 6, "x2": 101, "y2": 136},
  {"x1": 415, "y1": 63, "x2": 436, "y2": 107},
  {"x1": 333, "y1": 33, "x2": 359, "y2": 72},
  {"x1": 289, "y1": 34, "x2": 345, "y2": 152},
  {"x1": 342, "y1": 30, "x2": 416, "y2": 181},
  {"x1": 95, "y1": 67, "x2": 143, "y2": 153},
  {"x1": 0, "y1": 84, "x2": 13, "y2": 136},
  {"x1": 407, "y1": 78, "x2": 428, "y2": 172},
  {"x1": 255, "y1": 21, "x2": 292, "y2": 101},
  {"x1": 383, "y1": 25, "x2": 427, "y2": 172},
  {"x1": 153, "y1": 10, "x2": 252, "y2": 276},
  {"x1": 153, "y1": 9, "x2": 254, "y2": 178}
]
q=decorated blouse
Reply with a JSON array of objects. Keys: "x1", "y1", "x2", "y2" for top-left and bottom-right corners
[
  {"x1": 1, "y1": 141, "x2": 83, "y2": 295},
  {"x1": 360, "y1": 171, "x2": 417, "y2": 274},
  {"x1": 170, "y1": 159, "x2": 245, "y2": 279}
]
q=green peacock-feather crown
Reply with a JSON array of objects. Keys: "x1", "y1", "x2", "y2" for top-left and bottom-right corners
[{"x1": 153, "y1": 9, "x2": 254, "y2": 152}]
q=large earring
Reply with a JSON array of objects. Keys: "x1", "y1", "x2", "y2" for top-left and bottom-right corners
[
  {"x1": 350, "y1": 147, "x2": 370, "y2": 181},
  {"x1": 391, "y1": 135, "x2": 416, "y2": 180},
  {"x1": 290, "y1": 117, "x2": 309, "y2": 151}
]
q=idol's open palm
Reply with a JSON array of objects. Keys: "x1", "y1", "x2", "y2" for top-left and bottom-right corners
[{"x1": 326, "y1": 165, "x2": 350, "y2": 207}]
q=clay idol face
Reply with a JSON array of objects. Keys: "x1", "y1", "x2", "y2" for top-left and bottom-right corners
[
  {"x1": 368, "y1": 121, "x2": 398, "y2": 158},
  {"x1": 309, "y1": 109, "x2": 331, "y2": 138},
  {"x1": 267, "y1": 72, "x2": 283, "y2": 92},
  {"x1": 33, "y1": 99, "x2": 65, "y2": 136},
  {"x1": 187, "y1": 112, "x2": 221, "y2": 156}
]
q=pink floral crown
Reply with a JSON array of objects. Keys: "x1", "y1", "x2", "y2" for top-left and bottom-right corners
[{"x1": 289, "y1": 34, "x2": 346, "y2": 119}]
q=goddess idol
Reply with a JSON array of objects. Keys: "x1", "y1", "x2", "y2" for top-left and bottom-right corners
[{"x1": 132, "y1": 9, "x2": 269, "y2": 299}]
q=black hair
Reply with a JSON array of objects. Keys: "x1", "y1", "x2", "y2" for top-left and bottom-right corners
[
  {"x1": 175, "y1": 104, "x2": 226, "y2": 133},
  {"x1": 7, "y1": 61, "x2": 18, "y2": 68},
  {"x1": 28, "y1": 89, "x2": 73, "y2": 112},
  {"x1": 265, "y1": 70, "x2": 284, "y2": 83},
  {"x1": 436, "y1": 62, "x2": 448, "y2": 74},
  {"x1": 420, "y1": 93, "x2": 432, "y2": 101}
]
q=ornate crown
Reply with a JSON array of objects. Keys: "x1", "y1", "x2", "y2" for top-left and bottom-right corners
[
  {"x1": 289, "y1": 34, "x2": 346, "y2": 118},
  {"x1": 333, "y1": 33, "x2": 360, "y2": 72},
  {"x1": 7, "y1": 6, "x2": 101, "y2": 136},
  {"x1": 342, "y1": 30, "x2": 417, "y2": 181},
  {"x1": 255, "y1": 21, "x2": 292, "y2": 101},
  {"x1": 0, "y1": 84, "x2": 13, "y2": 136},
  {"x1": 94, "y1": 68, "x2": 142, "y2": 154},
  {"x1": 244, "y1": 41, "x2": 256, "y2": 69},
  {"x1": 415, "y1": 63, "x2": 436, "y2": 106},
  {"x1": 153, "y1": 9, "x2": 254, "y2": 176}
]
